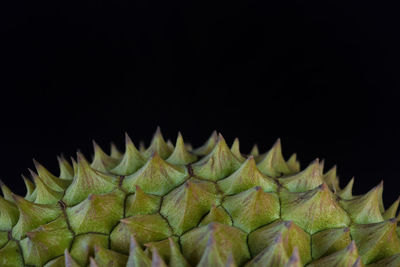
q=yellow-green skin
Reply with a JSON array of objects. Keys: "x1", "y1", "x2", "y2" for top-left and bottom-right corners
[{"x1": 1, "y1": 129, "x2": 400, "y2": 267}]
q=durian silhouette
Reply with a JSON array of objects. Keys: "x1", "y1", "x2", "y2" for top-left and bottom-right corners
[{"x1": 1, "y1": 128, "x2": 399, "y2": 266}]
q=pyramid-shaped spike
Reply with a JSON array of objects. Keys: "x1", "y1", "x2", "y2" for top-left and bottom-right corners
[
  {"x1": 217, "y1": 156, "x2": 277, "y2": 195},
  {"x1": 323, "y1": 165, "x2": 339, "y2": 192},
  {"x1": 57, "y1": 155, "x2": 74, "y2": 180},
  {"x1": 122, "y1": 152, "x2": 188, "y2": 196},
  {"x1": 281, "y1": 183, "x2": 350, "y2": 234},
  {"x1": 166, "y1": 132, "x2": 197, "y2": 165},
  {"x1": 248, "y1": 220, "x2": 311, "y2": 264},
  {"x1": 0, "y1": 240, "x2": 24, "y2": 266},
  {"x1": 19, "y1": 216, "x2": 73, "y2": 266},
  {"x1": 63, "y1": 152, "x2": 119, "y2": 206},
  {"x1": 65, "y1": 249, "x2": 81, "y2": 267},
  {"x1": 160, "y1": 178, "x2": 220, "y2": 235},
  {"x1": 90, "y1": 140, "x2": 120, "y2": 172},
  {"x1": 286, "y1": 153, "x2": 300, "y2": 173},
  {"x1": 222, "y1": 186, "x2": 280, "y2": 233},
  {"x1": 384, "y1": 196, "x2": 400, "y2": 220},
  {"x1": 307, "y1": 241, "x2": 360, "y2": 267},
  {"x1": 257, "y1": 138, "x2": 293, "y2": 177},
  {"x1": 250, "y1": 144, "x2": 260, "y2": 158},
  {"x1": 21, "y1": 175, "x2": 35, "y2": 200},
  {"x1": 110, "y1": 133, "x2": 147, "y2": 176},
  {"x1": 351, "y1": 218, "x2": 400, "y2": 264},
  {"x1": 110, "y1": 214, "x2": 173, "y2": 254},
  {"x1": 30, "y1": 171, "x2": 63, "y2": 204},
  {"x1": 0, "y1": 195, "x2": 19, "y2": 230},
  {"x1": 337, "y1": 177, "x2": 354, "y2": 200},
  {"x1": 126, "y1": 235, "x2": 152, "y2": 267},
  {"x1": 66, "y1": 189, "x2": 125, "y2": 235},
  {"x1": 199, "y1": 205, "x2": 233, "y2": 226},
  {"x1": 151, "y1": 247, "x2": 168, "y2": 267},
  {"x1": 110, "y1": 142, "x2": 123, "y2": 159},
  {"x1": 143, "y1": 127, "x2": 173, "y2": 159},
  {"x1": 93, "y1": 245, "x2": 128, "y2": 267},
  {"x1": 192, "y1": 130, "x2": 218, "y2": 156},
  {"x1": 180, "y1": 222, "x2": 250, "y2": 266},
  {"x1": 230, "y1": 138, "x2": 246, "y2": 162},
  {"x1": 0, "y1": 180, "x2": 14, "y2": 202},
  {"x1": 339, "y1": 181, "x2": 384, "y2": 224},
  {"x1": 71, "y1": 157, "x2": 77, "y2": 176},
  {"x1": 246, "y1": 234, "x2": 291, "y2": 267},
  {"x1": 125, "y1": 186, "x2": 161, "y2": 217},
  {"x1": 33, "y1": 159, "x2": 70, "y2": 192},
  {"x1": 278, "y1": 159, "x2": 323, "y2": 192},
  {"x1": 311, "y1": 227, "x2": 351, "y2": 259},
  {"x1": 11, "y1": 194, "x2": 62, "y2": 239},
  {"x1": 144, "y1": 237, "x2": 178, "y2": 263},
  {"x1": 192, "y1": 134, "x2": 242, "y2": 181}
]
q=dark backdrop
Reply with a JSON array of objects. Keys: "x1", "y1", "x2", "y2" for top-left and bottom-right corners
[{"x1": 1, "y1": 0, "x2": 399, "y2": 207}]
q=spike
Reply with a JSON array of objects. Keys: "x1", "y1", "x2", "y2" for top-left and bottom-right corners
[
  {"x1": 222, "y1": 186, "x2": 280, "y2": 233},
  {"x1": 11, "y1": 194, "x2": 62, "y2": 239},
  {"x1": 180, "y1": 222, "x2": 250, "y2": 266},
  {"x1": 110, "y1": 133, "x2": 146, "y2": 175},
  {"x1": 160, "y1": 178, "x2": 220, "y2": 235},
  {"x1": 337, "y1": 177, "x2": 354, "y2": 200},
  {"x1": 246, "y1": 233, "x2": 291, "y2": 267},
  {"x1": 192, "y1": 134, "x2": 242, "y2": 181},
  {"x1": 143, "y1": 127, "x2": 173, "y2": 159},
  {"x1": 280, "y1": 183, "x2": 350, "y2": 234},
  {"x1": 126, "y1": 235, "x2": 152, "y2": 267},
  {"x1": 122, "y1": 152, "x2": 187, "y2": 196},
  {"x1": 199, "y1": 205, "x2": 232, "y2": 226},
  {"x1": 33, "y1": 159, "x2": 70, "y2": 192},
  {"x1": 257, "y1": 138, "x2": 293, "y2": 177},
  {"x1": 57, "y1": 155, "x2": 74, "y2": 180},
  {"x1": 66, "y1": 189, "x2": 125, "y2": 235},
  {"x1": 168, "y1": 237, "x2": 191, "y2": 267},
  {"x1": 62, "y1": 152, "x2": 118, "y2": 206},
  {"x1": 248, "y1": 220, "x2": 311, "y2": 264},
  {"x1": 383, "y1": 196, "x2": 400, "y2": 220},
  {"x1": 0, "y1": 180, "x2": 14, "y2": 202},
  {"x1": 218, "y1": 156, "x2": 277, "y2": 195},
  {"x1": 250, "y1": 144, "x2": 260, "y2": 158},
  {"x1": 311, "y1": 227, "x2": 352, "y2": 259},
  {"x1": 351, "y1": 218, "x2": 400, "y2": 264},
  {"x1": 192, "y1": 130, "x2": 218, "y2": 156},
  {"x1": 21, "y1": 175, "x2": 35, "y2": 200},
  {"x1": 110, "y1": 142, "x2": 123, "y2": 159},
  {"x1": 230, "y1": 138, "x2": 246, "y2": 162},
  {"x1": 286, "y1": 153, "x2": 301, "y2": 174},
  {"x1": 323, "y1": 165, "x2": 339, "y2": 192},
  {"x1": 125, "y1": 186, "x2": 161, "y2": 217},
  {"x1": 284, "y1": 247, "x2": 302, "y2": 267},
  {"x1": 20, "y1": 216, "x2": 74, "y2": 266},
  {"x1": 278, "y1": 159, "x2": 323, "y2": 192},
  {"x1": 196, "y1": 234, "x2": 226, "y2": 267},
  {"x1": 90, "y1": 140, "x2": 120, "y2": 172},
  {"x1": 339, "y1": 182, "x2": 384, "y2": 224},
  {"x1": 166, "y1": 132, "x2": 197, "y2": 165},
  {"x1": 30, "y1": 171, "x2": 63, "y2": 204},
  {"x1": 307, "y1": 241, "x2": 360, "y2": 267},
  {"x1": 110, "y1": 214, "x2": 172, "y2": 254}
]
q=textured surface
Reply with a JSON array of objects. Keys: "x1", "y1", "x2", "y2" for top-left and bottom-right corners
[{"x1": 1, "y1": 129, "x2": 400, "y2": 266}]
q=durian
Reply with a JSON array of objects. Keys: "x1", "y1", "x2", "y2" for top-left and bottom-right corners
[{"x1": 1, "y1": 128, "x2": 400, "y2": 267}]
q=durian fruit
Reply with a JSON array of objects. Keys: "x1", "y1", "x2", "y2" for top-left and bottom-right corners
[{"x1": 1, "y1": 128, "x2": 400, "y2": 267}]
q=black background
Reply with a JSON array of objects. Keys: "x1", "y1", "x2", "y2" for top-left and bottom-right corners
[{"x1": 1, "y1": 1, "x2": 399, "y2": 206}]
